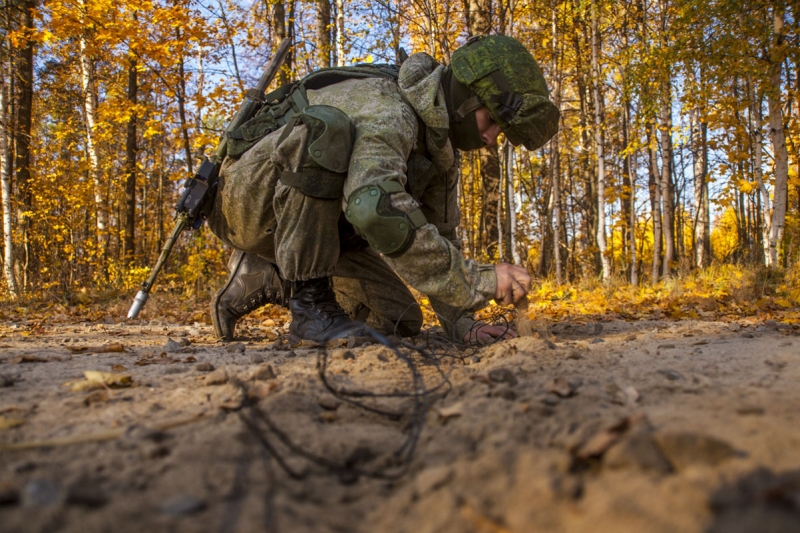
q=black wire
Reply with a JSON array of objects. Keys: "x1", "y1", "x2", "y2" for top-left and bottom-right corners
[{"x1": 240, "y1": 324, "x2": 453, "y2": 481}]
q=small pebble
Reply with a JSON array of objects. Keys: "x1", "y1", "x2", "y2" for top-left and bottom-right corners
[
  {"x1": 251, "y1": 364, "x2": 276, "y2": 381},
  {"x1": 204, "y1": 367, "x2": 228, "y2": 386},
  {"x1": 23, "y1": 478, "x2": 61, "y2": 508},
  {"x1": 226, "y1": 342, "x2": 246, "y2": 353},
  {"x1": 488, "y1": 368, "x2": 518, "y2": 386},
  {"x1": 657, "y1": 369, "x2": 684, "y2": 381},
  {"x1": 66, "y1": 479, "x2": 107, "y2": 508},
  {"x1": 195, "y1": 362, "x2": 214, "y2": 372},
  {"x1": 159, "y1": 495, "x2": 207, "y2": 516},
  {"x1": 250, "y1": 353, "x2": 265, "y2": 364},
  {"x1": 164, "y1": 338, "x2": 183, "y2": 352},
  {"x1": 471, "y1": 355, "x2": 481, "y2": 364},
  {"x1": 736, "y1": 405, "x2": 765, "y2": 416},
  {"x1": 590, "y1": 337, "x2": 604, "y2": 344},
  {"x1": 332, "y1": 349, "x2": 355, "y2": 361},
  {"x1": 318, "y1": 396, "x2": 341, "y2": 410},
  {"x1": 0, "y1": 482, "x2": 20, "y2": 506},
  {"x1": 541, "y1": 393, "x2": 560, "y2": 406}
]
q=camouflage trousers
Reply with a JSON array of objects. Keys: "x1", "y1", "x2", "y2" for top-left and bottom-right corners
[{"x1": 208, "y1": 120, "x2": 423, "y2": 337}]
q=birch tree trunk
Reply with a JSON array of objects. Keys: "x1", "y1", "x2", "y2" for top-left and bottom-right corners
[
  {"x1": 0, "y1": 64, "x2": 17, "y2": 297},
  {"x1": 648, "y1": 123, "x2": 662, "y2": 283},
  {"x1": 592, "y1": 0, "x2": 610, "y2": 280},
  {"x1": 506, "y1": 143, "x2": 520, "y2": 265},
  {"x1": 749, "y1": 80, "x2": 771, "y2": 264},
  {"x1": 765, "y1": 4, "x2": 788, "y2": 266},
  {"x1": 335, "y1": 0, "x2": 345, "y2": 67},
  {"x1": 551, "y1": 1, "x2": 563, "y2": 284},
  {"x1": 691, "y1": 64, "x2": 710, "y2": 268},
  {"x1": 659, "y1": 80, "x2": 675, "y2": 278},
  {"x1": 78, "y1": 2, "x2": 108, "y2": 253},
  {"x1": 624, "y1": 100, "x2": 637, "y2": 285}
]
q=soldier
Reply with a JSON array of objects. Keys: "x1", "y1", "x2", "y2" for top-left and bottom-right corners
[{"x1": 207, "y1": 35, "x2": 560, "y2": 344}]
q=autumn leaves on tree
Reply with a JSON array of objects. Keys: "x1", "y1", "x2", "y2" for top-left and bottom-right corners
[{"x1": 0, "y1": 0, "x2": 797, "y2": 301}]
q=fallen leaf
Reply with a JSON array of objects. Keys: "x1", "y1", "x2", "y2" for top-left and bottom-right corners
[
  {"x1": 9, "y1": 355, "x2": 49, "y2": 364},
  {"x1": 111, "y1": 365, "x2": 127, "y2": 372},
  {"x1": 135, "y1": 352, "x2": 177, "y2": 366},
  {"x1": 437, "y1": 401, "x2": 466, "y2": 420},
  {"x1": 67, "y1": 343, "x2": 127, "y2": 354},
  {"x1": 64, "y1": 371, "x2": 133, "y2": 392},
  {"x1": 0, "y1": 416, "x2": 25, "y2": 430}
]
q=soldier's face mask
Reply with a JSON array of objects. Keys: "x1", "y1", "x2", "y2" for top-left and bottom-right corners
[{"x1": 443, "y1": 67, "x2": 485, "y2": 151}]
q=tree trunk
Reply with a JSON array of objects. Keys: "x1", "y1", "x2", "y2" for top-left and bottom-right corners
[
  {"x1": 335, "y1": 0, "x2": 345, "y2": 67},
  {"x1": 315, "y1": 0, "x2": 331, "y2": 68},
  {"x1": 623, "y1": 99, "x2": 637, "y2": 285},
  {"x1": 749, "y1": 78, "x2": 771, "y2": 265},
  {"x1": 506, "y1": 143, "x2": 520, "y2": 265},
  {"x1": 124, "y1": 57, "x2": 137, "y2": 266},
  {"x1": 692, "y1": 106, "x2": 710, "y2": 268},
  {"x1": 0, "y1": 59, "x2": 17, "y2": 297},
  {"x1": 273, "y1": 1, "x2": 292, "y2": 85},
  {"x1": 468, "y1": 0, "x2": 501, "y2": 260},
  {"x1": 647, "y1": 123, "x2": 662, "y2": 283},
  {"x1": 765, "y1": 4, "x2": 788, "y2": 266},
  {"x1": 79, "y1": 0, "x2": 107, "y2": 258},
  {"x1": 551, "y1": 0, "x2": 563, "y2": 284},
  {"x1": 176, "y1": 27, "x2": 193, "y2": 174},
  {"x1": 14, "y1": 0, "x2": 36, "y2": 289},
  {"x1": 659, "y1": 80, "x2": 674, "y2": 278},
  {"x1": 592, "y1": 0, "x2": 610, "y2": 281}
]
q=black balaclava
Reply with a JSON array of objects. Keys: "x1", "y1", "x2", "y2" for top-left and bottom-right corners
[{"x1": 442, "y1": 66, "x2": 485, "y2": 151}]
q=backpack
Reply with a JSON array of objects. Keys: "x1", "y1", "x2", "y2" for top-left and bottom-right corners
[{"x1": 226, "y1": 63, "x2": 402, "y2": 160}]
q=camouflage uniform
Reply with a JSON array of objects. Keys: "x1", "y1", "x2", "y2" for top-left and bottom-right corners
[{"x1": 208, "y1": 52, "x2": 496, "y2": 340}]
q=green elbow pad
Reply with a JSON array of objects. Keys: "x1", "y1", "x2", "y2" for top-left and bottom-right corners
[{"x1": 345, "y1": 181, "x2": 427, "y2": 256}]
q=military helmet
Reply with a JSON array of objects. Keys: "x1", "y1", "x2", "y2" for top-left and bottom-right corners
[{"x1": 449, "y1": 35, "x2": 560, "y2": 150}]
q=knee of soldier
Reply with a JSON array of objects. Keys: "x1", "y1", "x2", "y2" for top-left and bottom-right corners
[{"x1": 344, "y1": 182, "x2": 427, "y2": 257}]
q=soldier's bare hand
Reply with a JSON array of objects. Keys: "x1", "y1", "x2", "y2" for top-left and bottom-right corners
[
  {"x1": 494, "y1": 263, "x2": 531, "y2": 305},
  {"x1": 463, "y1": 323, "x2": 518, "y2": 344}
]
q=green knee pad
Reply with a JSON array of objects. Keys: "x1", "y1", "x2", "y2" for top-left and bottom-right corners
[{"x1": 345, "y1": 181, "x2": 427, "y2": 256}]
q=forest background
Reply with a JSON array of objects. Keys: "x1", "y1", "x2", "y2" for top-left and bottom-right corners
[{"x1": 0, "y1": 0, "x2": 799, "y2": 322}]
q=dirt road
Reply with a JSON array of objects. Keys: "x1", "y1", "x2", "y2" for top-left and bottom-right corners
[{"x1": 1, "y1": 315, "x2": 799, "y2": 532}]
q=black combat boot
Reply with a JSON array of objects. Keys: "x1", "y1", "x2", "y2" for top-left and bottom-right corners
[
  {"x1": 212, "y1": 250, "x2": 288, "y2": 341},
  {"x1": 288, "y1": 277, "x2": 369, "y2": 342}
]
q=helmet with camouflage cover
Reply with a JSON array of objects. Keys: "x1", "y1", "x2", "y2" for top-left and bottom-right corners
[{"x1": 444, "y1": 35, "x2": 560, "y2": 151}]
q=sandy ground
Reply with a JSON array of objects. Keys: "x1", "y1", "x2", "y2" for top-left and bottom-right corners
[{"x1": 1, "y1": 313, "x2": 800, "y2": 533}]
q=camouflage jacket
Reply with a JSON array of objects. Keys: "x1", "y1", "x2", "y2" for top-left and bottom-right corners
[{"x1": 306, "y1": 53, "x2": 497, "y2": 337}]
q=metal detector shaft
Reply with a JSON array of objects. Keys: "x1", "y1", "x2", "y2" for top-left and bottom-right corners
[
  {"x1": 127, "y1": 214, "x2": 188, "y2": 319},
  {"x1": 125, "y1": 39, "x2": 291, "y2": 320}
]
